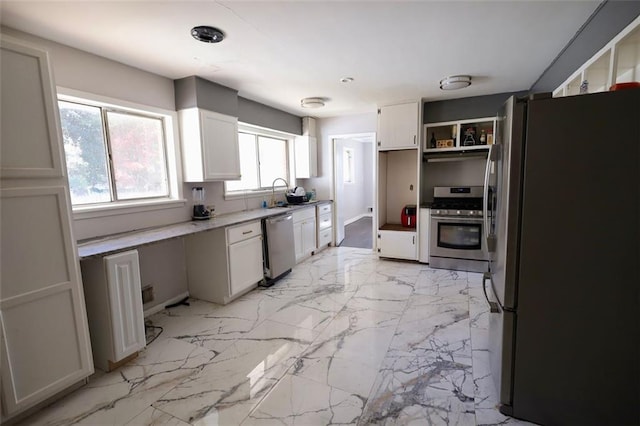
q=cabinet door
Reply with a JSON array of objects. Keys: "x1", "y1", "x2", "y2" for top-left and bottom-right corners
[
  {"x1": 201, "y1": 110, "x2": 241, "y2": 180},
  {"x1": 378, "y1": 102, "x2": 419, "y2": 150},
  {"x1": 293, "y1": 221, "x2": 304, "y2": 262},
  {"x1": 104, "y1": 251, "x2": 145, "y2": 362},
  {"x1": 378, "y1": 230, "x2": 416, "y2": 260},
  {"x1": 419, "y1": 209, "x2": 430, "y2": 263},
  {"x1": 0, "y1": 190, "x2": 93, "y2": 416},
  {"x1": 302, "y1": 219, "x2": 317, "y2": 256},
  {"x1": 228, "y1": 236, "x2": 264, "y2": 296},
  {"x1": 1, "y1": 37, "x2": 64, "y2": 179},
  {"x1": 294, "y1": 135, "x2": 317, "y2": 178}
]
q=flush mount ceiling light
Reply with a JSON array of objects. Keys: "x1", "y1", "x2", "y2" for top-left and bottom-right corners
[
  {"x1": 439, "y1": 75, "x2": 472, "y2": 90},
  {"x1": 191, "y1": 26, "x2": 225, "y2": 43},
  {"x1": 301, "y1": 97, "x2": 325, "y2": 108}
]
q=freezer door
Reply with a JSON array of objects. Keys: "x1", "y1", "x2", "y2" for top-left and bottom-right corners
[{"x1": 484, "y1": 273, "x2": 515, "y2": 410}]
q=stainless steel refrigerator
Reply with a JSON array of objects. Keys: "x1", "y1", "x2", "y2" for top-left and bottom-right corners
[{"x1": 483, "y1": 89, "x2": 639, "y2": 425}]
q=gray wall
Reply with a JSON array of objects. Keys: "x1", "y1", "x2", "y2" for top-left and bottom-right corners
[
  {"x1": 174, "y1": 76, "x2": 238, "y2": 116},
  {"x1": 423, "y1": 91, "x2": 528, "y2": 124},
  {"x1": 238, "y1": 97, "x2": 302, "y2": 135},
  {"x1": 175, "y1": 76, "x2": 302, "y2": 135},
  {"x1": 531, "y1": 0, "x2": 640, "y2": 93}
]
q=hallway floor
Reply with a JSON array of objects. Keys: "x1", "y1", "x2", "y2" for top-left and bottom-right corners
[
  {"x1": 339, "y1": 216, "x2": 373, "y2": 249},
  {"x1": 24, "y1": 247, "x2": 534, "y2": 425}
]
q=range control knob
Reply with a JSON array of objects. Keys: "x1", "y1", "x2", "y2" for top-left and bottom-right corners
[{"x1": 456, "y1": 210, "x2": 461, "y2": 215}]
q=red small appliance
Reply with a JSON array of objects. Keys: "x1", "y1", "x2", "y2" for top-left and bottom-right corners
[{"x1": 401, "y1": 204, "x2": 417, "y2": 228}]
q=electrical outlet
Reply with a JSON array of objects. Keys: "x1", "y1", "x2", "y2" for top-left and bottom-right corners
[{"x1": 141, "y1": 285, "x2": 154, "y2": 304}]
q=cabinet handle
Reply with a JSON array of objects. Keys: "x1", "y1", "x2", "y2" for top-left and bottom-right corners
[
  {"x1": 242, "y1": 230, "x2": 253, "y2": 235},
  {"x1": 412, "y1": 236, "x2": 415, "y2": 244},
  {"x1": 413, "y1": 135, "x2": 416, "y2": 145}
]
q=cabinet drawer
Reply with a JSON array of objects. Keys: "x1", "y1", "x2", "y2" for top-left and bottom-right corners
[
  {"x1": 318, "y1": 227, "x2": 332, "y2": 246},
  {"x1": 227, "y1": 220, "x2": 261, "y2": 244},
  {"x1": 293, "y1": 207, "x2": 315, "y2": 223},
  {"x1": 318, "y1": 213, "x2": 332, "y2": 231},
  {"x1": 317, "y1": 203, "x2": 332, "y2": 215}
]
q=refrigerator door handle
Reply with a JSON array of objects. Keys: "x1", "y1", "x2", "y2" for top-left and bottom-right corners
[
  {"x1": 483, "y1": 145, "x2": 493, "y2": 243},
  {"x1": 483, "y1": 272, "x2": 501, "y2": 313}
]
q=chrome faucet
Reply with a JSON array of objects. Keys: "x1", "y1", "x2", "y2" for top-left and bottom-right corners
[{"x1": 271, "y1": 178, "x2": 289, "y2": 207}]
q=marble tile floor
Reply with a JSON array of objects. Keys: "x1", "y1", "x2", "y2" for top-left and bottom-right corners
[{"x1": 23, "y1": 247, "x2": 536, "y2": 426}]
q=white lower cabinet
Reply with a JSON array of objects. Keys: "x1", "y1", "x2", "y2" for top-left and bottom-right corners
[
  {"x1": 293, "y1": 207, "x2": 316, "y2": 263},
  {"x1": 228, "y1": 232, "x2": 264, "y2": 296},
  {"x1": 419, "y1": 208, "x2": 430, "y2": 263},
  {"x1": 316, "y1": 203, "x2": 333, "y2": 251},
  {"x1": 378, "y1": 230, "x2": 417, "y2": 260},
  {"x1": 186, "y1": 220, "x2": 264, "y2": 304},
  {"x1": 81, "y1": 250, "x2": 146, "y2": 372}
]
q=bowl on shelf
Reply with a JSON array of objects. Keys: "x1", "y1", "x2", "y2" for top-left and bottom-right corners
[{"x1": 609, "y1": 82, "x2": 640, "y2": 91}]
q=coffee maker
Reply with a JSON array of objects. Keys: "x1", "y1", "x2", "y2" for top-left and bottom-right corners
[{"x1": 192, "y1": 187, "x2": 210, "y2": 220}]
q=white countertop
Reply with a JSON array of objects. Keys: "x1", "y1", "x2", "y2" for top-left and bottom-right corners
[{"x1": 77, "y1": 200, "x2": 331, "y2": 259}]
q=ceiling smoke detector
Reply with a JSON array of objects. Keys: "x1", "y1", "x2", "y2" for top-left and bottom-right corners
[
  {"x1": 301, "y1": 97, "x2": 325, "y2": 108},
  {"x1": 439, "y1": 75, "x2": 472, "y2": 90},
  {"x1": 191, "y1": 26, "x2": 225, "y2": 43}
]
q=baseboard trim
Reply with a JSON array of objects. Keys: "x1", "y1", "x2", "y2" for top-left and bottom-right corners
[
  {"x1": 144, "y1": 291, "x2": 189, "y2": 317},
  {"x1": 344, "y1": 213, "x2": 373, "y2": 226}
]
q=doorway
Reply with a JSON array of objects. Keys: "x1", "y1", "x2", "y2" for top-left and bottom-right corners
[{"x1": 332, "y1": 134, "x2": 375, "y2": 249}]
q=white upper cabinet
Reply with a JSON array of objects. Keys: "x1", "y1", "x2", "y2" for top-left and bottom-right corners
[
  {"x1": 377, "y1": 102, "x2": 419, "y2": 150},
  {"x1": 179, "y1": 108, "x2": 241, "y2": 182},
  {"x1": 294, "y1": 135, "x2": 318, "y2": 178}
]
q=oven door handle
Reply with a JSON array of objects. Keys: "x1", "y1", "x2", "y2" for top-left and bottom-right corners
[{"x1": 431, "y1": 216, "x2": 484, "y2": 223}]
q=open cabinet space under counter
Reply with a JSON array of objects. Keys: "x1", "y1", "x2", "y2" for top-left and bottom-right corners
[{"x1": 376, "y1": 149, "x2": 419, "y2": 260}]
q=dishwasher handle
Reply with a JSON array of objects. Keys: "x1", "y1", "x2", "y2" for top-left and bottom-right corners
[{"x1": 268, "y1": 214, "x2": 293, "y2": 224}]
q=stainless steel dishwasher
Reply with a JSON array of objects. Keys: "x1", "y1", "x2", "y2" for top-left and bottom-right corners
[{"x1": 262, "y1": 213, "x2": 295, "y2": 285}]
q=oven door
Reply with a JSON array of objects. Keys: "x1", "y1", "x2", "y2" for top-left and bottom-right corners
[{"x1": 430, "y1": 215, "x2": 487, "y2": 261}]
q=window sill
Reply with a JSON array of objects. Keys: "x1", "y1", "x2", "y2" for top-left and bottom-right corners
[
  {"x1": 224, "y1": 188, "x2": 286, "y2": 201},
  {"x1": 73, "y1": 198, "x2": 187, "y2": 220}
]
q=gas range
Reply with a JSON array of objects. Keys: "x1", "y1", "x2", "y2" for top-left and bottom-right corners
[{"x1": 429, "y1": 185, "x2": 489, "y2": 273}]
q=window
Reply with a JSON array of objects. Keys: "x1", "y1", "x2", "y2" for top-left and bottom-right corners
[
  {"x1": 58, "y1": 99, "x2": 171, "y2": 206},
  {"x1": 343, "y1": 148, "x2": 355, "y2": 183},
  {"x1": 225, "y1": 131, "x2": 289, "y2": 194}
]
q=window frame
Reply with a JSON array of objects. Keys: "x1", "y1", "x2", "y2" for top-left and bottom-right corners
[
  {"x1": 343, "y1": 147, "x2": 355, "y2": 184},
  {"x1": 57, "y1": 88, "x2": 184, "y2": 219},
  {"x1": 224, "y1": 124, "x2": 296, "y2": 200}
]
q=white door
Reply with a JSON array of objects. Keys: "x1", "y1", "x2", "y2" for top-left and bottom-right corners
[
  {"x1": 104, "y1": 251, "x2": 145, "y2": 362},
  {"x1": 293, "y1": 221, "x2": 304, "y2": 262},
  {"x1": 228, "y1": 236, "x2": 264, "y2": 296},
  {"x1": 302, "y1": 219, "x2": 317, "y2": 256},
  {"x1": 0, "y1": 36, "x2": 93, "y2": 417},
  {"x1": 201, "y1": 110, "x2": 241, "y2": 180},
  {"x1": 378, "y1": 230, "x2": 417, "y2": 260},
  {"x1": 377, "y1": 103, "x2": 419, "y2": 150},
  {"x1": 334, "y1": 139, "x2": 347, "y2": 245}
]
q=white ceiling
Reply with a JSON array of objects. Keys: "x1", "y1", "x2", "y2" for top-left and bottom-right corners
[{"x1": 0, "y1": 1, "x2": 601, "y2": 118}]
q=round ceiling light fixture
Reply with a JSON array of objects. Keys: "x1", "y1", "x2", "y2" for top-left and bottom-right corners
[
  {"x1": 439, "y1": 75, "x2": 472, "y2": 90},
  {"x1": 301, "y1": 97, "x2": 325, "y2": 108},
  {"x1": 191, "y1": 26, "x2": 225, "y2": 43}
]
